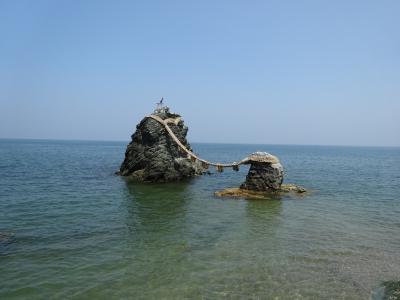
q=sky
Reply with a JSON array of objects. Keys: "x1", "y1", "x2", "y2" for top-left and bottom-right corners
[{"x1": 0, "y1": 0, "x2": 399, "y2": 146}]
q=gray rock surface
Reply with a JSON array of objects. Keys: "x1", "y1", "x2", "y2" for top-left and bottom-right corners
[
  {"x1": 240, "y1": 152, "x2": 284, "y2": 191},
  {"x1": 118, "y1": 107, "x2": 204, "y2": 182}
]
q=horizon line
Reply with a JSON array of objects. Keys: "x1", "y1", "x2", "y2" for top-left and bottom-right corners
[{"x1": 0, "y1": 137, "x2": 399, "y2": 149}]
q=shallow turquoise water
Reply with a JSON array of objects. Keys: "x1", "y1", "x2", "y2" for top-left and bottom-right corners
[{"x1": 0, "y1": 140, "x2": 399, "y2": 299}]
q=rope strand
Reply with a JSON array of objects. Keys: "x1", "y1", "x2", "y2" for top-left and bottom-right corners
[{"x1": 147, "y1": 115, "x2": 245, "y2": 169}]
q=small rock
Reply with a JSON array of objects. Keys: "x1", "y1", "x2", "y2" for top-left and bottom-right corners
[{"x1": 240, "y1": 152, "x2": 283, "y2": 191}]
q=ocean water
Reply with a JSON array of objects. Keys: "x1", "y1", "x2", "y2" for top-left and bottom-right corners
[{"x1": 0, "y1": 139, "x2": 399, "y2": 299}]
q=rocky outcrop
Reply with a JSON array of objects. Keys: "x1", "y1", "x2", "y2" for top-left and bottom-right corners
[
  {"x1": 118, "y1": 107, "x2": 204, "y2": 182},
  {"x1": 215, "y1": 152, "x2": 306, "y2": 199},
  {"x1": 240, "y1": 152, "x2": 284, "y2": 191},
  {"x1": 118, "y1": 109, "x2": 307, "y2": 195}
]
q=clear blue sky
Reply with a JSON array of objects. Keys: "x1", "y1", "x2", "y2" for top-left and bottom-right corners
[{"x1": 1, "y1": 0, "x2": 399, "y2": 146}]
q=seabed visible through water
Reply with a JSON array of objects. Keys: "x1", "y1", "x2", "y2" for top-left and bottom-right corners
[{"x1": 0, "y1": 140, "x2": 399, "y2": 299}]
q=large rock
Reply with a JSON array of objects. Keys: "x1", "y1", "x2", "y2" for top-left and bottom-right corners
[
  {"x1": 118, "y1": 107, "x2": 204, "y2": 182},
  {"x1": 240, "y1": 152, "x2": 284, "y2": 191}
]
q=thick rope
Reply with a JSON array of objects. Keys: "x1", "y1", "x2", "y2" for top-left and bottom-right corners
[{"x1": 146, "y1": 115, "x2": 248, "y2": 170}]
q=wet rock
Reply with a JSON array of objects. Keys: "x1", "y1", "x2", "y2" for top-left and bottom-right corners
[
  {"x1": 215, "y1": 184, "x2": 307, "y2": 200},
  {"x1": 279, "y1": 184, "x2": 307, "y2": 193},
  {"x1": 216, "y1": 152, "x2": 307, "y2": 199},
  {"x1": 240, "y1": 152, "x2": 284, "y2": 191},
  {"x1": 118, "y1": 106, "x2": 204, "y2": 182}
]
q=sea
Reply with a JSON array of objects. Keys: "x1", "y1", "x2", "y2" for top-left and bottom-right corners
[{"x1": 0, "y1": 139, "x2": 399, "y2": 299}]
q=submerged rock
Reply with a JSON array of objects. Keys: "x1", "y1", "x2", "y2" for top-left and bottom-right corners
[
  {"x1": 0, "y1": 231, "x2": 15, "y2": 244},
  {"x1": 215, "y1": 184, "x2": 307, "y2": 200},
  {"x1": 381, "y1": 281, "x2": 400, "y2": 300},
  {"x1": 118, "y1": 107, "x2": 203, "y2": 182},
  {"x1": 240, "y1": 152, "x2": 284, "y2": 191},
  {"x1": 279, "y1": 184, "x2": 307, "y2": 193}
]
